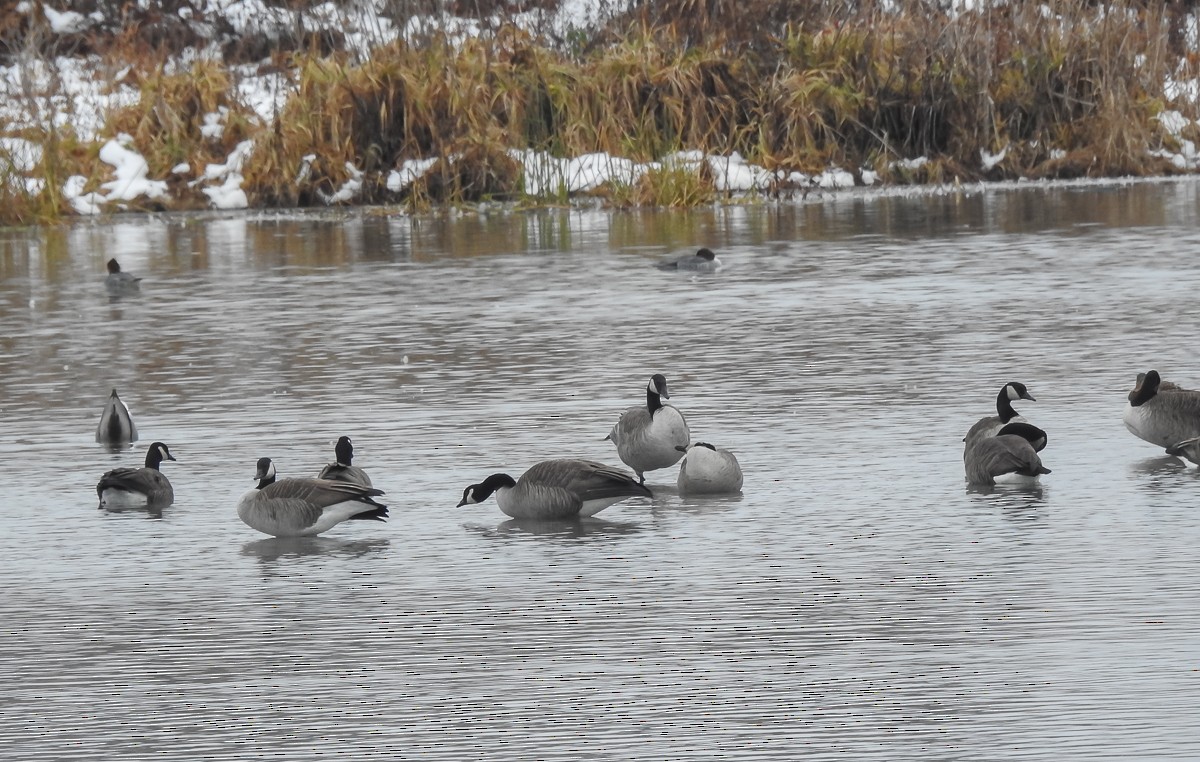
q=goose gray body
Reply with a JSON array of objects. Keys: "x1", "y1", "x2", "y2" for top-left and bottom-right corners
[
  {"x1": 677, "y1": 442, "x2": 743, "y2": 494},
  {"x1": 238, "y1": 457, "x2": 388, "y2": 537},
  {"x1": 317, "y1": 436, "x2": 372, "y2": 487},
  {"x1": 965, "y1": 382, "x2": 1036, "y2": 442},
  {"x1": 964, "y1": 423, "x2": 1050, "y2": 486},
  {"x1": 96, "y1": 442, "x2": 176, "y2": 508},
  {"x1": 1122, "y1": 370, "x2": 1200, "y2": 450},
  {"x1": 606, "y1": 374, "x2": 690, "y2": 483},
  {"x1": 656, "y1": 247, "x2": 722, "y2": 272},
  {"x1": 96, "y1": 388, "x2": 137, "y2": 445},
  {"x1": 458, "y1": 459, "x2": 652, "y2": 520},
  {"x1": 105, "y1": 258, "x2": 142, "y2": 292}
]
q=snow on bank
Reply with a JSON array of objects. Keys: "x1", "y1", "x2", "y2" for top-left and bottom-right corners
[{"x1": 6, "y1": 1, "x2": 1200, "y2": 214}]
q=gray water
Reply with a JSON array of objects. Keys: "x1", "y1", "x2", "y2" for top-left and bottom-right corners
[{"x1": 2, "y1": 180, "x2": 1200, "y2": 759}]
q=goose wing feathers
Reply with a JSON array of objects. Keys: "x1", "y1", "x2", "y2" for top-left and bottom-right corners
[
  {"x1": 318, "y1": 463, "x2": 373, "y2": 487},
  {"x1": 964, "y1": 435, "x2": 1049, "y2": 485},
  {"x1": 96, "y1": 466, "x2": 170, "y2": 496},
  {"x1": 261, "y1": 477, "x2": 384, "y2": 510},
  {"x1": 521, "y1": 459, "x2": 650, "y2": 501}
]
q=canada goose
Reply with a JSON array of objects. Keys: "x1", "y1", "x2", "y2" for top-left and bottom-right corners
[
  {"x1": 656, "y1": 247, "x2": 722, "y2": 272},
  {"x1": 317, "y1": 436, "x2": 372, "y2": 487},
  {"x1": 95, "y1": 388, "x2": 138, "y2": 445},
  {"x1": 238, "y1": 457, "x2": 388, "y2": 537},
  {"x1": 96, "y1": 441, "x2": 176, "y2": 508},
  {"x1": 105, "y1": 258, "x2": 142, "y2": 292},
  {"x1": 964, "y1": 381, "x2": 1036, "y2": 442},
  {"x1": 606, "y1": 374, "x2": 690, "y2": 483},
  {"x1": 457, "y1": 459, "x2": 652, "y2": 520},
  {"x1": 963, "y1": 422, "x2": 1051, "y2": 486},
  {"x1": 1122, "y1": 370, "x2": 1200, "y2": 450},
  {"x1": 676, "y1": 442, "x2": 743, "y2": 494}
]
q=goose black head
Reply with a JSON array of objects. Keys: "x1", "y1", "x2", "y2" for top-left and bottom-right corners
[
  {"x1": 457, "y1": 473, "x2": 517, "y2": 507},
  {"x1": 1129, "y1": 369, "x2": 1161, "y2": 406},
  {"x1": 106, "y1": 258, "x2": 121, "y2": 274},
  {"x1": 1004, "y1": 382, "x2": 1035, "y2": 402},
  {"x1": 145, "y1": 442, "x2": 176, "y2": 469},
  {"x1": 648, "y1": 373, "x2": 669, "y2": 399},
  {"x1": 253, "y1": 457, "x2": 277, "y2": 488},
  {"x1": 695, "y1": 248, "x2": 717, "y2": 262},
  {"x1": 334, "y1": 436, "x2": 354, "y2": 467}
]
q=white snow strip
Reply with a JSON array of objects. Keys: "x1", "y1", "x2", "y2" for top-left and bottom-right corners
[
  {"x1": 387, "y1": 157, "x2": 438, "y2": 193},
  {"x1": 98, "y1": 137, "x2": 168, "y2": 201}
]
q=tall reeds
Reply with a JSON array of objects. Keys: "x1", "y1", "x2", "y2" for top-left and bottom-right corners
[{"x1": 0, "y1": 0, "x2": 1196, "y2": 224}]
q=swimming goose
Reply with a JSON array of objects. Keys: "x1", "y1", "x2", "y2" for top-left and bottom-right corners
[
  {"x1": 317, "y1": 436, "x2": 372, "y2": 487},
  {"x1": 676, "y1": 442, "x2": 744, "y2": 494},
  {"x1": 1122, "y1": 370, "x2": 1200, "y2": 450},
  {"x1": 95, "y1": 388, "x2": 138, "y2": 445},
  {"x1": 656, "y1": 247, "x2": 722, "y2": 272},
  {"x1": 457, "y1": 459, "x2": 652, "y2": 520},
  {"x1": 964, "y1": 381, "x2": 1036, "y2": 442},
  {"x1": 963, "y1": 422, "x2": 1051, "y2": 486},
  {"x1": 96, "y1": 441, "x2": 176, "y2": 508},
  {"x1": 606, "y1": 374, "x2": 690, "y2": 484},
  {"x1": 105, "y1": 258, "x2": 142, "y2": 292},
  {"x1": 238, "y1": 457, "x2": 388, "y2": 537}
]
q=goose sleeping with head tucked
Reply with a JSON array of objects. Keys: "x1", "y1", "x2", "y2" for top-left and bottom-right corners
[
  {"x1": 676, "y1": 442, "x2": 743, "y2": 495},
  {"x1": 606, "y1": 374, "x2": 690, "y2": 484},
  {"x1": 238, "y1": 457, "x2": 388, "y2": 537},
  {"x1": 964, "y1": 422, "x2": 1051, "y2": 486},
  {"x1": 458, "y1": 459, "x2": 652, "y2": 520},
  {"x1": 1123, "y1": 369, "x2": 1200, "y2": 451},
  {"x1": 96, "y1": 441, "x2": 176, "y2": 509},
  {"x1": 96, "y1": 388, "x2": 138, "y2": 445},
  {"x1": 317, "y1": 436, "x2": 372, "y2": 487},
  {"x1": 964, "y1": 381, "x2": 1036, "y2": 442}
]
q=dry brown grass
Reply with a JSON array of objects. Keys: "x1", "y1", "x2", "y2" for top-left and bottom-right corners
[{"x1": 2, "y1": 0, "x2": 1199, "y2": 224}]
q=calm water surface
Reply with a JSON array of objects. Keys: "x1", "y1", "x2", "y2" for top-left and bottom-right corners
[{"x1": 2, "y1": 180, "x2": 1200, "y2": 759}]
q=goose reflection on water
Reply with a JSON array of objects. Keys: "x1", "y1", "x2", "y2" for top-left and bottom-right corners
[
  {"x1": 241, "y1": 536, "x2": 392, "y2": 564},
  {"x1": 465, "y1": 515, "x2": 645, "y2": 542},
  {"x1": 965, "y1": 481, "x2": 1047, "y2": 514},
  {"x1": 1129, "y1": 455, "x2": 1200, "y2": 496}
]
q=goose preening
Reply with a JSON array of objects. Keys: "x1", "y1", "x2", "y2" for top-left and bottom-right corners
[
  {"x1": 237, "y1": 457, "x2": 388, "y2": 537},
  {"x1": 96, "y1": 441, "x2": 176, "y2": 509},
  {"x1": 964, "y1": 381, "x2": 1036, "y2": 442},
  {"x1": 457, "y1": 459, "x2": 652, "y2": 520},
  {"x1": 105, "y1": 258, "x2": 142, "y2": 292},
  {"x1": 656, "y1": 247, "x2": 722, "y2": 272},
  {"x1": 95, "y1": 388, "x2": 138, "y2": 445},
  {"x1": 317, "y1": 436, "x2": 372, "y2": 487},
  {"x1": 606, "y1": 374, "x2": 690, "y2": 484},
  {"x1": 1123, "y1": 370, "x2": 1200, "y2": 451},
  {"x1": 676, "y1": 442, "x2": 743, "y2": 494},
  {"x1": 964, "y1": 422, "x2": 1051, "y2": 486}
]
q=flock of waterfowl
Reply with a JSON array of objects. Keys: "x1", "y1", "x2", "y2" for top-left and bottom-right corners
[
  {"x1": 964, "y1": 371, "x2": 1200, "y2": 486},
  {"x1": 95, "y1": 371, "x2": 743, "y2": 536},
  {"x1": 94, "y1": 255, "x2": 1200, "y2": 535},
  {"x1": 97, "y1": 260, "x2": 744, "y2": 537}
]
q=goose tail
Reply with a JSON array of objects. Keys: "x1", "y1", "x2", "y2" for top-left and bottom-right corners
[{"x1": 348, "y1": 506, "x2": 389, "y2": 522}]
